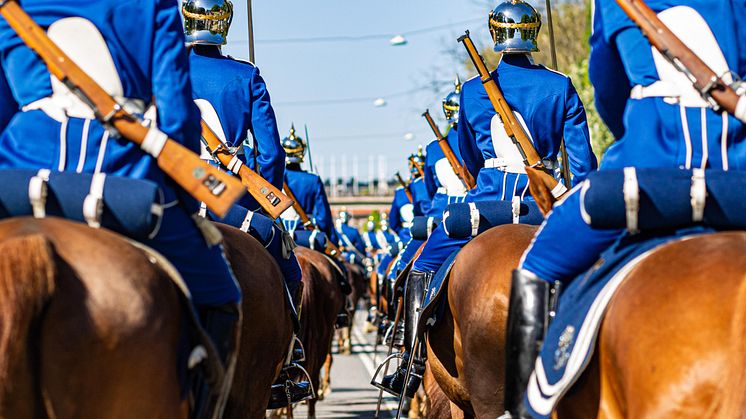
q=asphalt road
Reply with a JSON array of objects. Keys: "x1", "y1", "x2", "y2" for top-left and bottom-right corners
[{"x1": 295, "y1": 311, "x2": 400, "y2": 419}]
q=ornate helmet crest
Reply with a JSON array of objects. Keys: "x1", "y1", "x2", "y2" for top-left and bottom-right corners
[
  {"x1": 489, "y1": 0, "x2": 541, "y2": 54},
  {"x1": 183, "y1": 0, "x2": 234, "y2": 46},
  {"x1": 282, "y1": 124, "x2": 307, "y2": 164}
]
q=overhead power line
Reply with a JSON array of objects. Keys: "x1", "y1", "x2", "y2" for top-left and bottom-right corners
[{"x1": 232, "y1": 16, "x2": 482, "y2": 45}]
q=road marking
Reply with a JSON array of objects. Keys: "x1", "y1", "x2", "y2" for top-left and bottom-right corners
[{"x1": 350, "y1": 315, "x2": 400, "y2": 414}]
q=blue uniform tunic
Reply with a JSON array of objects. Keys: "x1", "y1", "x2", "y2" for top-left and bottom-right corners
[
  {"x1": 424, "y1": 127, "x2": 468, "y2": 216},
  {"x1": 0, "y1": 0, "x2": 239, "y2": 306},
  {"x1": 189, "y1": 46, "x2": 300, "y2": 285},
  {"x1": 520, "y1": 0, "x2": 746, "y2": 282},
  {"x1": 389, "y1": 177, "x2": 430, "y2": 243},
  {"x1": 413, "y1": 54, "x2": 597, "y2": 273},
  {"x1": 189, "y1": 45, "x2": 285, "y2": 207},
  {"x1": 337, "y1": 222, "x2": 365, "y2": 253},
  {"x1": 284, "y1": 165, "x2": 339, "y2": 244}
]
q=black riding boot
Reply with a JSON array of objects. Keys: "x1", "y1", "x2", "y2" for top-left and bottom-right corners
[
  {"x1": 502, "y1": 270, "x2": 552, "y2": 419},
  {"x1": 379, "y1": 270, "x2": 431, "y2": 398},
  {"x1": 286, "y1": 281, "x2": 305, "y2": 362},
  {"x1": 191, "y1": 303, "x2": 241, "y2": 419}
]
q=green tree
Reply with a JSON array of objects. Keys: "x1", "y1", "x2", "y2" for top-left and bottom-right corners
[{"x1": 462, "y1": 0, "x2": 614, "y2": 161}]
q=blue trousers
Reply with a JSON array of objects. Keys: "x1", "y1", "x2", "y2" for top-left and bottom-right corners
[
  {"x1": 0, "y1": 112, "x2": 241, "y2": 307},
  {"x1": 388, "y1": 238, "x2": 425, "y2": 280},
  {"x1": 262, "y1": 224, "x2": 302, "y2": 285},
  {"x1": 413, "y1": 169, "x2": 531, "y2": 273}
]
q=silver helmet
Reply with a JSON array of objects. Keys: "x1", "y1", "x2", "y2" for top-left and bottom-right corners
[
  {"x1": 489, "y1": 0, "x2": 541, "y2": 54},
  {"x1": 183, "y1": 0, "x2": 234, "y2": 46},
  {"x1": 442, "y1": 76, "x2": 462, "y2": 124},
  {"x1": 282, "y1": 124, "x2": 307, "y2": 164}
]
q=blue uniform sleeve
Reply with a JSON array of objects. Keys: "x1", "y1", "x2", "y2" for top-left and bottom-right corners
[
  {"x1": 248, "y1": 68, "x2": 285, "y2": 190},
  {"x1": 312, "y1": 176, "x2": 335, "y2": 239},
  {"x1": 589, "y1": 0, "x2": 632, "y2": 139},
  {"x1": 389, "y1": 194, "x2": 402, "y2": 233},
  {"x1": 152, "y1": 0, "x2": 200, "y2": 147},
  {"x1": 562, "y1": 78, "x2": 598, "y2": 184},
  {"x1": 424, "y1": 143, "x2": 438, "y2": 198},
  {"x1": 457, "y1": 90, "x2": 484, "y2": 180},
  {"x1": 0, "y1": 68, "x2": 17, "y2": 131}
]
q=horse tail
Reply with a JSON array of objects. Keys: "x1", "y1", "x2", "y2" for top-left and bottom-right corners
[
  {"x1": 718, "y1": 274, "x2": 746, "y2": 418},
  {"x1": 0, "y1": 234, "x2": 57, "y2": 411}
]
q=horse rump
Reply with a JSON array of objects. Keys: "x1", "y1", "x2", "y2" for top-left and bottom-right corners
[{"x1": 0, "y1": 234, "x2": 56, "y2": 416}]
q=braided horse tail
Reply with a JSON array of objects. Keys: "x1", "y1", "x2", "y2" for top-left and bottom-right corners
[
  {"x1": 0, "y1": 234, "x2": 56, "y2": 416},
  {"x1": 717, "y1": 272, "x2": 746, "y2": 418}
]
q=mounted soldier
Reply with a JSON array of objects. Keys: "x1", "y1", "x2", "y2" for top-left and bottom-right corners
[
  {"x1": 281, "y1": 125, "x2": 339, "y2": 244},
  {"x1": 423, "y1": 77, "x2": 469, "y2": 215},
  {"x1": 377, "y1": 0, "x2": 597, "y2": 398},
  {"x1": 183, "y1": 0, "x2": 303, "y2": 308},
  {"x1": 508, "y1": 0, "x2": 746, "y2": 417},
  {"x1": 389, "y1": 149, "x2": 431, "y2": 244},
  {"x1": 388, "y1": 82, "x2": 473, "y2": 280},
  {"x1": 0, "y1": 0, "x2": 242, "y2": 416},
  {"x1": 335, "y1": 208, "x2": 367, "y2": 263}
]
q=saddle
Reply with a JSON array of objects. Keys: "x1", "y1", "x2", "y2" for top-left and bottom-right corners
[{"x1": 442, "y1": 199, "x2": 543, "y2": 239}]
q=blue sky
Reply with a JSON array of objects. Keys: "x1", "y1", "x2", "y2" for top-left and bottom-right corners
[{"x1": 223, "y1": 1, "x2": 496, "y2": 182}]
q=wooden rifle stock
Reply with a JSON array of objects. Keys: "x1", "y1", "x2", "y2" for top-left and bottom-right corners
[
  {"x1": 422, "y1": 109, "x2": 476, "y2": 190},
  {"x1": 200, "y1": 121, "x2": 293, "y2": 219},
  {"x1": 282, "y1": 181, "x2": 344, "y2": 258},
  {"x1": 0, "y1": 0, "x2": 245, "y2": 217},
  {"x1": 458, "y1": 30, "x2": 566, "y2": 198},
  {"x1": 395, "y1": 172, "x2": 414, "y2": 203},
  {"x1": 615, "y1": 0, "x2": 745, "y2": 123},
  {"x1": 408, "y1": 157, "x2": 425, "y2": 178}
]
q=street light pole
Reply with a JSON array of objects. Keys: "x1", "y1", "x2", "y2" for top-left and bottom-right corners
[{"x1": 247, "y1": 0, "x2": 255, "y2": 62}]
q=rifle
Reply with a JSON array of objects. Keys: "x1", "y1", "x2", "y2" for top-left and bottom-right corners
[
  {"x1": 395, "y1": 172, "x2": 414, "y2": 203},
  {"x1": 200, "y1": 120, "x2": 293, "y2": 219},
  {"x1": 282, "y1": 181, "x2": 344, "y2": 258},
  {"x1": 542, "y1": 0, "x2": 574, "y2": 189},
  {"x1": 422, "y1": 109, "x2": 476, "y2": 190},
  {"x1": 615, "y1": 0, "x2": 746, "y2": 123},
  {"x1": 458, "y1": 31, "x2": 567, "y2": 199},
  {"x1": 408, "y1": 156, "x2": 425, "y2": 178},
  {"x1": 0, "y1": 0, "x2": 245, "y2": 217}
]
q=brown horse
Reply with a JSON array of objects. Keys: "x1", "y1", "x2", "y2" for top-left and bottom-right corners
[
  {"x1": 0, "y1": 217, "x2": 186, "y2": 419},
  {"x1": 335, "y1": 261, "x2": 369, "y2": 355},
  {"x1": 554, "y1": 231, "x2": 746, "y2": 418},
  {"x1": 425, "y1": 224, "x2": 538, "y2": 418},
  {"x1": 217, "y1": 224, "x2": 294, "y2": 419},
  {"x1": 294, "y1": 247, "x2": 346, "y2": 418}
]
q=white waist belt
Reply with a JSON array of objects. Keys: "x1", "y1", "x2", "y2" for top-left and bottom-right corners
[
  {"x1": 630, "y1": 81, "x2": 710, "y2": 108},
  {"x1": 484, "y1": 157, "x2": 558, "y2": 174},
  {"x1": 436, "y1": 187, "x2": 447, "y2": 194},
  {"x1": 24, "y1": 94, "x2": 147, "y2": 122},
  {"x1": 484, "y1": 157, "x2": 525, "y2": 173}
]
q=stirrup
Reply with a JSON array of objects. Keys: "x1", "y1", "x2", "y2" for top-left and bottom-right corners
[
  {"x1": 268, "y1": 363, "x2": 316, "y2": 409},
  {"x1": 370, "y1": 352, "x2": 405, "y2": 391},
  {"x1": 288, "y1": 335, "x2": 306, "y2": 364}
]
